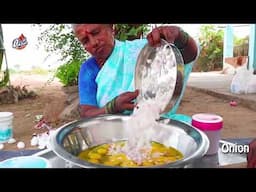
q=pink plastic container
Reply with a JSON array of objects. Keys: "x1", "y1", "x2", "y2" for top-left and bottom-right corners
[{"x1": 192, "y1": 113, "x2": 223, "y2": 155}]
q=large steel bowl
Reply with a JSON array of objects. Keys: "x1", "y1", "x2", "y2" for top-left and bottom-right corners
[{"x1": 50, "y1": 115, "x2": 209, "y2": 168}]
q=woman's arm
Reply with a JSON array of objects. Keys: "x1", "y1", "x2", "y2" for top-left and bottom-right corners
[
  {"x1": 146, "y1": 25, "x2": 198, "y2": 64},
  {"x1": 176, "y1": 32, "x2": 198, "y2": 63},
  {"x1": 79, "y1": 90, "x2": 139, "y2": 118},
  {"x1": 79, "y1": 105, "x2": 106, "y2": 118}
]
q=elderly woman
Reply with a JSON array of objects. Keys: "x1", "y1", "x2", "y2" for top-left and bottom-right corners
[{"x1": 73, "y1": 24, "x2": 198, "y2": 118}]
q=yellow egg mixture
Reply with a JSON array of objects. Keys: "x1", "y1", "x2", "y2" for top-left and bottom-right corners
[{"x1": 78, "y1": 141, "x2": 183, "y2": 167}]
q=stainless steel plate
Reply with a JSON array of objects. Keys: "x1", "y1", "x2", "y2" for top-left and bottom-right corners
[{"x1": 135, "y1": 39, "x2": 184, "y2": 114}]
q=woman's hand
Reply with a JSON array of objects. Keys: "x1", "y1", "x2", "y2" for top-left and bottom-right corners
[
  {"x1": 146, "y1": 26, "x2": 180, "y2": 47},
  {"x1": 114, "y1": 89, "x2": 139, "y2": 113},
  {"x1": 146, "y1": 25, "x2": 198, "y2": 64},
  {"x1": 80, "y1": 89, "x2": 139, "y2": 118}
]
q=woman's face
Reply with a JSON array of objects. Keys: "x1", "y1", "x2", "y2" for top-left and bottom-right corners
[{"x1": 74, "y1": 24, "x2": 115, "y2": 65}]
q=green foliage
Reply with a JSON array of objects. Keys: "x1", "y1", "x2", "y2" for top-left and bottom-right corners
[
  {"x1": 55, "y1": 60, "x2": 82, "y2": 86},
  {"x1": 0, "y1": 70, "x2": 10, "y2": 87},
  {"x1": 114, "y1": 24, "x2": 150, "y2": 41},
  {"x1": 196, "y1": 25, "x2": 224, "y2": 71},
  {"x1": 36, "y1": 24, "x2": 88, "y2": 63},
  {"x1": 234, "y1": 35, "x2": 249, "y2": 46},
  {"x1": 35, "y1": 24, "x2": 89, "y2": 86}
]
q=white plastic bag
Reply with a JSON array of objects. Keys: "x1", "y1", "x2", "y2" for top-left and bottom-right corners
[
  {"x1": 246, "y1": 74, "x2": 256, "y2": 93},
  {"x1": 230, "y1": 67, "x2": 253, "y2": 94}
]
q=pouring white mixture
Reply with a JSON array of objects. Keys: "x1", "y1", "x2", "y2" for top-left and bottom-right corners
[{"x1": 109, "y1": 43, "x2": 178, "y2": 164}]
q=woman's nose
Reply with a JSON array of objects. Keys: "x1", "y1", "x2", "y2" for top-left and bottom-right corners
[{"x1": 90, "y1": 37, "x2": 99, "y2": 48}]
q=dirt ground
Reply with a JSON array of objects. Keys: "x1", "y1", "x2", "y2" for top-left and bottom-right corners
[
  {"x1": 0, "y1": 74, "x2": 68, "y2": 150},
  {"x1": 1, "y1": 74, "x2": 256, "y2": 151}
]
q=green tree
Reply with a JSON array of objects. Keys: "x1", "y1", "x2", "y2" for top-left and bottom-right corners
[
  {"x1": 196, "y1": 25, "x2": 224, "y2": 72},
  {"x1": 114, "y1": 24, "x2": 150, "y2": 40},
  {"x1": 36, "y1": 24, "x2": 88, "y2": 63}
]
